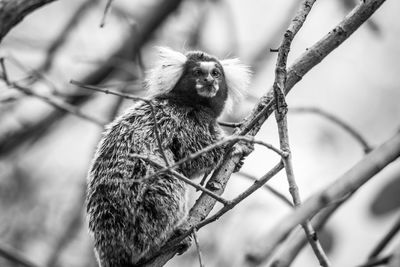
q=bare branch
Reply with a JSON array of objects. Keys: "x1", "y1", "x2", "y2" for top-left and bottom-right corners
[
  {"x1": 290, "y1": 107, "x2": 373, "y2": 153},
  {"x1": 0, "y1": 0, "x2": 185, "y2": 156},
  {"x1": 218, "y1": 121, "x2": 242, "y2": 128},
  {"x1": 196, "y1": 161, "x2": 284, "y2": 230},
  {"x1": 0, "y1": 57, "x2": 9, "y2": 83},
  {"x1": 193, "y1": 230, "x2": 205, "y2": 267},
  {"x1": 9, "y1": 82, "x2": 106, "y2": 126},
  {"x1": 268, "y1": 192, "x2": 351, "y2": 267},
  {"x1": 131, "y1": 154, "x2": 229, "y2": 205},
  {"x1": 38, "y1": 0, "x2": 97, "y2": 73},
  {"x1": 245, "y1": 129, "x2": 400, "y2": 266},
  {"x1": 368, "y1": 214, "x2": 400, "y2": 259},
  {"x1": 358, "y1": 255, "x2": 392, "y2": 267},
  {"x1": 70, "y1": 79, "x2": 148, "y2": 102},
  {"x1": 0, "y1": 243, "x2": 41, "y2": 267},
  {"x1": 100, "y1": 0, "x2": 114, "y2": 28},
  {"x1": 270, "y1": 0, "x2": 330, "y2": 265},
  {"x1": 141, "y1": 135, "x2": 286, "y2": 183},
  {"x1": 249, "y1": 2, "x2": 299, "y2": 72},
  {"x1": 0, "y1": 0, "x2": 57, "y2": 43},
  {"x1": 237, "y1": 171, "x2": 293, "y2": 207},
  {"x1": 142, "y1": 161, "x2": 284, "y2": 266}
]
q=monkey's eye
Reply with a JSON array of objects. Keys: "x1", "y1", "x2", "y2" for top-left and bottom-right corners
[
  {"x1": 211, "y1": 69, "x2": 221, "y2": 78},
  {"x1": 193, "y1": 69, "x2": 202, "y2": 76}
]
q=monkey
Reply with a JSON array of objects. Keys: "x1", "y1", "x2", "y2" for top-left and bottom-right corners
[{"x1": 86, "y1": 47, "x2": 251, "y2": 267}]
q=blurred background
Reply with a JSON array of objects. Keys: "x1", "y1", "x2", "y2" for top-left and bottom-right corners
[{"x1": 0, "y1": 0, "x2": 400, "y2": 266}]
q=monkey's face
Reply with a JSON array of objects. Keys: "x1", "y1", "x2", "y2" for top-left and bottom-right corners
[
  {"x1": 169, "y1": 52, "x2": 229, "y2": 116},
  {"x1": 191, "y1": 61, "x2": 223, "y2": 98}
]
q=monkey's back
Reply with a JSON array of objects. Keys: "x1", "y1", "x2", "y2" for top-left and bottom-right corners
[{"x1": 86, "y1": 97, "x2": 224, "y2": 266}]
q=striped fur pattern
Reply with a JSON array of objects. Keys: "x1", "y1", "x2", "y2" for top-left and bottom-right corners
[{"x1": 86, "y1": 98, "x2": 225, "y2": 266}]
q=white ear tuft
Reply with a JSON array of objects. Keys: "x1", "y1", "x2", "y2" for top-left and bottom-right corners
[
  {"x1": 220, "y1": 58, "x2": 252, "y2": 112},
  {"x1": 146, "y1": 47, "x2": 187, "y2": 96}
]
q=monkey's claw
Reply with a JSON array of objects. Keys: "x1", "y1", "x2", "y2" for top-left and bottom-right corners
[
  {"x1": 177, "y1": 236, "x2": 192, "y2": 255},
  {"x1": 233, "y1": 141, "x2": 254, "y2": 172},
  {"x1": 172, "y1": 226, "x2": 192, "y2": 255}
]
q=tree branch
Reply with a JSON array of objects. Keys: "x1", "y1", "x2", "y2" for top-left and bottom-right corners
[
  {"x1": 193, "y1": 230, "x2": 205, "y2": 267},
  {"x1": 237, "y1": 172, "x2": 293, "y2": 207},
  {"x1": 144, "y1": 0, "x2": 387, "y2": 265},
  {"x1": 141, "y1": 161, "x2": 284, "y2": 267},
  {"x1": 0, "y1": 0, "x2": 185, "y2": 156},
  {"x1": 0, "y1": 0, "x2": 57, "y2": 43},
  {"x1": 0, "y1": 243, "x2": 41, "y2": 267},
  {"x1": 368, "y1": 214, "x2": 400, "y2": 259},
  {"x1": 358, "y1": 255, "x2": 392, "y2": 267},
  {"x1": 272, "y1": 0, "x2": 330, "y2": 265},
  {"x1": 268, "y1": 192, "x2": 351, "y2": 267},
  {"x1": 245, "y1": 129, "x2": 400, "y2": 266},
  {"x1": 10, "y1": 82, "x2": 106, "y2": 126},
  {"x1": 289, "y1": 107, "x2": 373, "y2": 153},
  {"x1": 37, "y1": 0, "x2": 97, "y2": 73}
]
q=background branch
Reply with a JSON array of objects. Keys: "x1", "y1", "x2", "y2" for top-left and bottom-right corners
[
  {"x1": 289, "y1": 107, "x2": 373, "y2": 153},
  {"x1": 0, "y1": 0, "x2": 57, "y2": 43},
  {"x1": 245, "y1": 129, "x2": 400, "y2": 266},
  {"x1": 0, "y1": 243, "x2": 41, "y2": 267},
  {"x1": 0, "y1": 0, "x2": 185, "y2": 156},
  {"x1": 368, "y1": 213, "x2": 400, "y2": 260}
]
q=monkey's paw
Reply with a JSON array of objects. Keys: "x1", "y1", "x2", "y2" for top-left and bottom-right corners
[
  {"x1": 233, "y1": 141, "x2": 254, "y2": 172},
  {"x1": 172, "y1": 226, "x2": 192, "y2": 255}
]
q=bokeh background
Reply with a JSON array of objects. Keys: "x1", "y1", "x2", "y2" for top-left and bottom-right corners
[{"x1": 0, "y1": 0, "x2": 400, "y2": 266}]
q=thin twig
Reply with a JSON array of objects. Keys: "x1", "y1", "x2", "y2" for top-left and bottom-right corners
[
  {"x1": 218, "y1": 121, "x2": 242, "y2": 128},
  {"x1": 10, "y1": 83, "x2": 106, "y2": 126},
  {"x1": 38, "y1": 0, "x2": 97, "y2": 72},
  {"x1": 368, "y1": 214, "x2": 400, "y2": 259},
  {"x1": 249, "y1": 1, "x2": 300, "y2": 72},
  {"x1": 141, "y1": 135, "x2": 286, "y2": 183},
  {"x1": 272, "y1": 0, "x2": 330, "y2": 265},
  {"x1": 70, "y1": 79, "x2": 149, "y2": 102},
  {"x1": 100, "y1": 0, "x2": 114, "y2": 28},
  {"x1": 358, "y1": 255, "x2": 392, "y2": 267},
  {"x1": 237, "y1": 171, "x2": 293, "y2": 207},
  {"x1": 196, "y1": 161, "x2": 284, "y2": 229},
  {"x1": 131, "y1": 154, "x2": 229, "y2": 205},
  {"x1": 290, "y1": 107, "x2": 373, "y2": 153},
  {"x1": 7, "y1": 53, "x2": 61, "y2": 93},
  {"x1": 0, "y1": 243, "x2": 41, "y2": 267},
  {"x1": 0, "y1": 57, "x2": 9, "y2": 83},
  {"x1": 193, "y1": 230, "x2": 205, "y2": 267}
]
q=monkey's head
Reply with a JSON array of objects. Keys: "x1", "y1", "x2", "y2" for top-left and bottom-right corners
[{"x1": 146, "y1": 47, "x2": 251, "y2": 117}]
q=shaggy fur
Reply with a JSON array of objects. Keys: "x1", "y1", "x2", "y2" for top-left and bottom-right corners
[{"x1": 86, "y1": 48, "x2": 251, "y2": 267}]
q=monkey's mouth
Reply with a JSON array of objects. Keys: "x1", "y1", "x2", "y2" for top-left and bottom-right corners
[{"x1": 196, "y1": 84, "x2": 218, "y2": 98}]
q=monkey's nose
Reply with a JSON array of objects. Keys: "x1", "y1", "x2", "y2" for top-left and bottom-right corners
[{"x1": 203, "y1": 75, "x2": 214, "y2": 84}]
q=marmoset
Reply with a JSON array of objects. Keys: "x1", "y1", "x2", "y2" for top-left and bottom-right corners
[{"x1": 86, "y1": 47, "x2": 251, "y2": 267}]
